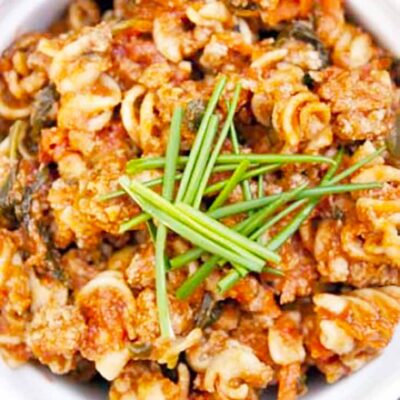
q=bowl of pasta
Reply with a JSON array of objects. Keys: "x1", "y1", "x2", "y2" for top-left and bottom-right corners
[{"x1": 1, "y1": 0, "x2": 400, "y2": 399}]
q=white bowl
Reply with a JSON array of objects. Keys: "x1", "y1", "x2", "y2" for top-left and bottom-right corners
[{"x1": 1, "y1": 1, "x2": 400, "y2": 399}]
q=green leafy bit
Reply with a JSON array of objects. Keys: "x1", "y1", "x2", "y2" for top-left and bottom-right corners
[
  {"x1": 195, "y1": 293, "x2": 224, "y2": 329},
  {"x1": 185, "y1": 99, "x2": 206, "y2": 132},
  {"x1": 126, "y1": 153, "x2": 334, "y2": 174},
  {"x1": 30, "y1": 84, "x2": 59, "y2": 146}
]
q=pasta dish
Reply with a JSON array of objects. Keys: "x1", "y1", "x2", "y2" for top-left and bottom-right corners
[{"x1": 0, "y1": 0, "x2": 399, "y2": 399}]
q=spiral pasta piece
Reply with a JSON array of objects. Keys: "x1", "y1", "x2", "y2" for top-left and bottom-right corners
[
  {"x1": 0, "y1": 82, "x2": 31, "y2": 120},
  {"x1": 77, "y1": 271, "x2": 136, "y2": 380},
  {"x1": 317, "y1": 0, "x2": 374, "y2": 68},
  {"x1": 0, "y1": 233, "x2": 30, "y2": 367},
  {"x1": 67, "y1": 0, "x2": 101, "y2": 31},
  {"x1": 308, "y1": 287, "x2": 400, "y2": 382},
  {"x1": 272, "y1": 91, "x2": 332, "y2": 152},
  {"x1": 27, "y1": 303, "x2": 86, "y2": 374},
  {"x1": 109, "y1": 361, "x2": 184, "y2": 400},
  {"x1": 121, "y1": 86, "x2": 165, "y2": 154},
  {"x1": 203, "y1": 343, "x2": 273, "y2": 400},
  {"x1": 153, "y1": 2, "x2": 230, "y2": 64},
  {"x1": 268, "y1": 312, "x2": 305, "y2": 366},
  {"x1": 121, "y1": 84, "x2": 146, "y2": 145}
]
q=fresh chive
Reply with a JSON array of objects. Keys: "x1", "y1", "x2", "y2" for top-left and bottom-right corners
[
  {"x1": 297, "y1": 182, "x2": 381, "y2": 197},
  {"x1": 217, "y1": 200, "x2": 307, "y2": 293},
  {"x1": 170, "y1": 193, "x2": 286, "y2": 270},
  {"x1": 323, "y1": 147, "x2": 344, "y2": 183},
  {"x1": 176, "y1": 76, "x2": 227, "y2": 202},
  {"x1": 155, "y1": 106, "x2": 183, "y2": 339},
  {"x1": 98, "y1": 189, "x2": 126, "y2": 202},
  {"x1": 258, "y1": 175, "x2": 263, "y2": 198},
  {"x1": 216, "y1": 270, "x2": 242, "y2": 294},
  {"x1": 193, "y1": 84, "x2": 242, "y2": 208},
  {"x1": 171, "y1": 247, "x2": 205, "y2": 270},
  {"x1": 241, "y1": 185, "x2": 307, "y2": 237},
  {"x1": 253, "y1": 199, "x2": 307, "y2": 241},
  {"x1": 102, "y1": 164, "x2": 244, "y2": 202},
  {"x1": 169, "y1": 182, "x2": 380, "y2": 268},
  {"x1": 209, "y1": 160, "x2": 250, "y2": 211},
  {"x1": 328, "y1": 147, "x2": 384, "y2": 184},
  {"x1": 126, "y1": 157, "x2": 187, "y2": 174},
  {"x1": 119, "y1": 178, "x2": 264, "y2": 271},
  {"x1": 126, "y1": 153, "x2": 334, "y2": 174},
  {"x1": 155, "y1": 225, "x2": 173, "y2": 337},
  {"x1": 268, "y1": 201, "x2": 317, "y2": 251},
  {"x1": 120, "y1": 181, "x2": 381, "y2": 233},
  {"x1": 210, "y1": 182, "x2": 382, "y2": 219},
  {"x1": 217, "y1": 149, "x2": 346, "y2": 293},
  {"x1": 182, "y1": 115, "x2": 220, "y2": 205},
  {"x1": 176, "y1": 254, "x2": 220, "y2": 299},
  {"x1": 264, "y1": 149, "x2": 345, "y2": 252},
  {"x1": 146, "y1": 219, "x2": 157, "y2": 242},
  {"x1": 175, "y1": 205, "x2": 268, "y2": 269},
  {"x1": 176, "y1": 203, "x2": 280, "y2": 264},
  {"x1": 162, "y1": 107, "x2": 184, "y2": 201},
  {"x1": 175, "y1": 185, "x2": 306, "y2": 298},
  {"x1": 119, "y1": 212, "x2": 152, "y2": 233},
  {"x1": 265, "y1": 148, "x2": 354, "y2": 252},
  {"x1": 204, "y1": 164, "x2": 278, "y2": 195},
  {"x1": 170, "y1": 200, "x2": 275, "y2": 270},
  {"x1": 215, "y1": 153, "x2": 335, "y2": 165},
  {"x1": 229, "y1": 113, "x2": 252, "y2": 202}
]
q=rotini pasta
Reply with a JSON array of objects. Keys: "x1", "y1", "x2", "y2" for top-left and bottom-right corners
[
  {"x1": 307, "y1": 287, "x2": 400, "y2": 383},
  {"x1": 77, "y1": 271, "x2": 136, "y2": 380},
  {"x1": 272, "y1": 90, "x2": 332, "y2": 152}
]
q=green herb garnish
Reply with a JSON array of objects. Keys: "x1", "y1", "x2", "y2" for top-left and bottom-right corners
[
  {"x1": 209, "y1": 160, "x2": 250, "y2": 211},
  {"x1": 154, "y1": 107, "x2": 183, "y2": 338},
  {"x1": 176, "y1": 76, "x2": 227, "y2": 202},
  {"x1": 118, "y1": 78, "x2": 384, "y2": 322}
]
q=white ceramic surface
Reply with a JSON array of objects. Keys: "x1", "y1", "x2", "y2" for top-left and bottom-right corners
[{"x1": 1, "y1": 1, "x2": 400, "y2": 399}]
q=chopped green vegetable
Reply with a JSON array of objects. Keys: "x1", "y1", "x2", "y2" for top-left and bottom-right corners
[
  {"x1": 281, "y1": 21, "x2": 330, "y2": 68},
  {"x1": 30, "y1": 84, "x2": 59, "y2": 147},
  {"x1": 195, "y1": 293, "x2": 223, "y2": 329},
  {"x1": 185, "y1": 99, "x2": 206, "y2": 132}
]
